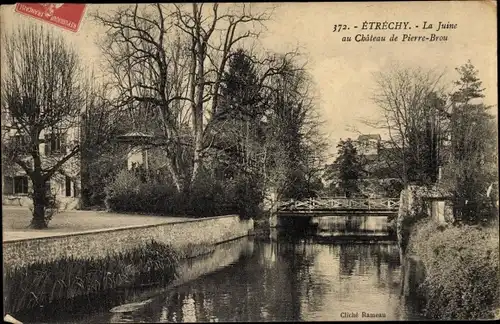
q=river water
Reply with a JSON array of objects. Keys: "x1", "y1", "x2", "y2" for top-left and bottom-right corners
[{"x1": 23, "y1": 224, "x2": 423, "y2": 323}]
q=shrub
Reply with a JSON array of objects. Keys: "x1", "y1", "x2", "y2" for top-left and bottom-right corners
[
  {"x1": 103, "y1": 168, "x2": 265, "y2": 218},
  {"x1": 409, "y1": 220, "x2": 499, "y2": 319},
  {"x1": 104, "y1": 169, "x2": 143, "y2": 212},
  {"x1": 233, "y1": 174, "x2": 265, "y2": 220},
  {"x1": 187, "y1": 171, "x2": 230, "y2": 217},
  {"x1": 381, "y1": 179, "x2": 404, "y2": 198},
  {"x1": 136, "y1": 182, "x2": 181, "y2": 215}
]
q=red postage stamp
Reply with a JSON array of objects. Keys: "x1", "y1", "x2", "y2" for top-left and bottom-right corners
[{"x1": 14, "y1": 3, "x2": 86, "y2": 33}]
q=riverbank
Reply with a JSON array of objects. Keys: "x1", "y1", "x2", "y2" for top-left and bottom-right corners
[
  {"x1": 406, "y1": 219, "x2": 499, "y2": 320},
  {"x1": 396, "y1": 185, "x2": 499, "y2": 320},
  {"x1": 9, "y1": 237, "x2": 255, "y2": 323},
  {"x1": 3, "y1": 213, "x2": 254, "y2": 315}
]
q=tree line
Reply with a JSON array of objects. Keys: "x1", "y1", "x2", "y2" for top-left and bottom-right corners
[
  {"x1": 325, "y1": 61, "x2": 497, "y2": 224},
  {"x1": 1, "y1": 4, "x2": 326, "y2": 228}
]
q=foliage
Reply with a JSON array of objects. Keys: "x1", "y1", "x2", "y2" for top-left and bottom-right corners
[
  {"x1": 212, "y1": 49, "x2": 266, "y2": 182},
  {"x1": 450, "y1": 60, "x2": 486, "y2": 104},
  {"x1": 409, "y1": 220, "x2": 499, "y2": 319},
  {"x1": 4, "y1": 241, "x2": 179, "y2": 314},
  {"x1": 379, "y1": 179, "x2": 405, "y2": 198},
  {"x1": 80, "y1": 99, "x2": 127, "y2": 208},
  {"x1": 81, "y1": 153, "x2": 124, "y2": 208},
  {"x1": 186, "y1": 169, "x2": 234, "y2": 218},
  {"x1": 210, "y1": 49, "x2": 326, "y2": 203},
  {"x1": 104, "y1": 169, "x2": 181, "y2": 215},
  {"x1": 1, "y1": 24, "x2": 79, "y2": 228},
  {"x1": 233, "y1": 173, "x2": 266, "y2": 219},
  {"x1": 94, "y1": 4, "x2": 276, "y2": 191},
  {"x1": 367, "y1": 61, "x2": 496, "y2": 225},
  {"x1": 104, "y1": 169, "x2": 263, "y2": 219},
  {"x1": 444, "y1": 61, "x2": 498, "y2": 225},
  {"x1": 267, "y1": 67, "x2": 326, "y2": 200},
  {"x1": 330, "y1": 138, "x2": 364, "y2": 198}
]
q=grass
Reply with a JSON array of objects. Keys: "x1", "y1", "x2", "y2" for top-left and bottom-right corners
[
  {"x1": 4, "y1": 240, "x2": 179, "y2": 315},
  {"x1": 2, "y1": 206, "x2": 191, "y2": 241}
]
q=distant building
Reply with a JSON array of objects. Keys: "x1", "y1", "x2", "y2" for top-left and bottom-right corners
[
  {"x1": 116, "y1": 131, "x2": 154, "y2": 171},
  {"x1": 354, "y1": 134, "x2": 403, "y2": 180},
  {"x1": 354, "y1": 134, "x2": 381, "y2": 157}
]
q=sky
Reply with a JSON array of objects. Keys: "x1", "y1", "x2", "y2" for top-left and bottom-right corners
[{"x1": 1, "y1": 2, "x2": 497, "y2": 161}]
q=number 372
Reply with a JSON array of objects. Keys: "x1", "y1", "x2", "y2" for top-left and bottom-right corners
[{"x1": 332, "y1": 24, "x2": 348, "y2": 32}]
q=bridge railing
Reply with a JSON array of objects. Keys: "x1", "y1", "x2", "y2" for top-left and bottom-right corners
[{"x1": 277, "y1": 197, "x2": 400, "y2": 211}]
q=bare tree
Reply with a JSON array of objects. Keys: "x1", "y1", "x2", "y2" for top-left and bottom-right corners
[
  {"x1": 366, "y1": 64, "x2": 448, "y2": 186},
  {"x1": 80, "y1": 80, "x2": 124, "y2": 207},
  {"x1": 94, "y1": 4, "x2": 193, "y2": 191},
  {"x1": 94, "y1": 4, "x2": 275, "y2": 191},
  {"x1": 1, "y1": 24, "x2": 103, "y2": 228},
  {"x1": 173, "y1": 3, "x2": 275, "y2": 185}
]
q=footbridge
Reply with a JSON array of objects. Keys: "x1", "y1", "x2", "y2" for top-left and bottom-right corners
[
  {"x1": 272, "y1": 197, "x2": 400, "y2": 238},
  {"x1": 277, "y1": 197, "x2": 400, "y2": 216}
]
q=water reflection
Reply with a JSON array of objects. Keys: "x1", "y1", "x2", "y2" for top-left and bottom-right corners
[
  {"x1": 77, "y1": 235, "x2": 417, "y2": 323},
  {"x1": 314, "y1": 215, "x2": 391, "y2": 236}
]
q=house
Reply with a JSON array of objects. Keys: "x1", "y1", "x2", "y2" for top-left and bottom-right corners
[
  {"x1": 116, "y1": 131, "x2": 155, "y2": 171},
  {"x1": 354, "y1": 134, "x2": 381, "y2": 157},
  {"x1": 2, "y1": 126, "x2": 81, "y2": 210}
]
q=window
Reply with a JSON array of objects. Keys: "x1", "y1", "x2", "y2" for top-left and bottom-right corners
[
  {"x1": 51, "y1": 136, "x2": 61, "y2": 152},
  {"x1": 11, "y1": 134, "x2": 30, "y2": 148},
  {"x1": 65, "y1": 176, "x2": 72, "y2": 197},
  {"x1": 13, "y1": 176, "x2": 29, "y2": 194},
  {"x1": 3, "y1": 176, "x2": 14, "y2": 194},
  {"x1": 45, "y1": 131, "x2": 66, "y2": 155}
]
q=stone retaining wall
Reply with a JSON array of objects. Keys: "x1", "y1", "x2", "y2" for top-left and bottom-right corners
[{"x1": 3, "y1": 215, "x2": 254, "y2": 270}]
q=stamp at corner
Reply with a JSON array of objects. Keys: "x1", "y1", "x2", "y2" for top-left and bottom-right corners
[{"x1": 14, "y1": 3, "x2": 86, "y2": 33}]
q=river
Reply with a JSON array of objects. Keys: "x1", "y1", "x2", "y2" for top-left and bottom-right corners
[{"x1": 20, "y1": 224, "x2": 424, "y2": 323}]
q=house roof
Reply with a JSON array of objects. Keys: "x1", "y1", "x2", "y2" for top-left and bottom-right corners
[
  {"x1": 117, "y1": 131, "x2": 154, "y2": 138},
  {"x1": 357, "y1": 134, "x2": 381, "y2": 141},
  {"x1": 116, "y1": 131, "x2": 154, "y2": 144}
]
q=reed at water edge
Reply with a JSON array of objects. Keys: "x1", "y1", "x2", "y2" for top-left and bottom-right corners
[{"x1": 4, "y1": 240, "x2": 179, "y2": 314}]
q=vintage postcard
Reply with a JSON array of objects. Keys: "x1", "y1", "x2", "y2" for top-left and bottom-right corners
[{"x1": 1, "y1": 1, "x2": 498, "y2": 323}]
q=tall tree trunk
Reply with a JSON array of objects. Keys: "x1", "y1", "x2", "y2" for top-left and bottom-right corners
[
  {"x1": 245, "y1": 120, "x2": 250, "y2": 173},
  {"x1": 30, "y1": 176, "x2": 47, "y2": 229},
  {"x1": 165, "y1": 158, "x2": 182, "y2": 192},
  {"x1": 191, "y1": 43, "x2": 205, "y2": 184},
  {"x1": 191, "y1": 134, "x2": 202, "y2": 184}
]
